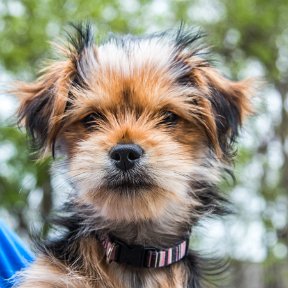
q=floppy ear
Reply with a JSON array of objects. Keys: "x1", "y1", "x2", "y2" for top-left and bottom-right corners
[
  {"x1": 170, "y1": 26, "x2": 254, "y2": 161},
  {"x1": 15, "y1": 23, "x2": 96, "y2": 156},
  {"x1": 188, "y1": 66, "x2": 254, "y2": 160},
  {"x1": 16, "y1": 60, "x2": 75, "y2": 155},
  {"x1": 203, "y1": 68, "x2": 254, "y2": 159}
]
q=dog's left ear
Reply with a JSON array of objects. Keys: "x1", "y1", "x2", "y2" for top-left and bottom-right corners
[
  {"x1": 198, "y1": 68, "x2": 254, "y2": 159},
  {"x1": 15, "y1": 23, "x2": 96, "y2": 156},
  {"x1": 15, "y1": 60, "x2": 75, "y2": 155}
]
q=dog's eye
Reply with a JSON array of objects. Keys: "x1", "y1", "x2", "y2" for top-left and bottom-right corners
[
  {"x1": 161, "y1": 111, "x2": 179, "y2": 125},
  {"x1": 81, "y1": 112, "x2": 103, "y2": 130}
]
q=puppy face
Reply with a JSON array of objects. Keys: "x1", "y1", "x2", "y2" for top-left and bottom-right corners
[{"x1": 17, "y1": 24, "x2": 252, "y2": 226}]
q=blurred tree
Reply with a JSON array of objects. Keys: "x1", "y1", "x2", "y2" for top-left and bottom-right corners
[
  {"x1": 0, "y1": 0, "x2": 287, "y2": 287},
  {"x1": 208, "y1": 2, "x2": 288, "y2": 287}
]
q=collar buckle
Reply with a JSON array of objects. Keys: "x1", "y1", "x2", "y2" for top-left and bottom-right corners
[{"x1": 114, "y1": 237, "x2": 148, "y2": 267}]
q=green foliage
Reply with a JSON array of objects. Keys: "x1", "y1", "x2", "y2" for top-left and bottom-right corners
[{"x1": 0, "y1": 124, "x2": 51, "y2": 232}]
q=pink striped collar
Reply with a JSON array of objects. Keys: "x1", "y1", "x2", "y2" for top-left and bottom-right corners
[{"x1": 99, "y1": 234, "x2": 189, "y2": 268}]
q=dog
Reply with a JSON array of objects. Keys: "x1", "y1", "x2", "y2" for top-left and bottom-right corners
[{"x1": 13, "y1": 23, "x2": 253, "y2": 288}]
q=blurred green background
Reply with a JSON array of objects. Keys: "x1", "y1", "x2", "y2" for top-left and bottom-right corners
[{"x1": 0, "y1": 0, "x2": 287, "y2": 287}]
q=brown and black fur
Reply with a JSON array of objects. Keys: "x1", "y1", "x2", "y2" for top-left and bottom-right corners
[{"x1": 13, "y1": 23, "x2": 253, "y2": 288}]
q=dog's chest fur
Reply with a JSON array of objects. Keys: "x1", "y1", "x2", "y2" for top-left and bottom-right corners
[{"x1": 17, "y1": 238, "x2": 201, "y2": 288}]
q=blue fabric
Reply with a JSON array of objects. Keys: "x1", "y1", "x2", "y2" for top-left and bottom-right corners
[{"x1": 0, "y1": 220, "x2": 34, "y2": 288}]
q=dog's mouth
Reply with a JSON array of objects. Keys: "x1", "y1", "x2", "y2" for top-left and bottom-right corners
[{"x1": 102, "y1": 168, "x2": 155, "y2": 192}]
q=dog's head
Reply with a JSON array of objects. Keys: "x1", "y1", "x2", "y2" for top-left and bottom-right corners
[{"x1": 16, "y1": 24, "x2": 253, "y2": 228}]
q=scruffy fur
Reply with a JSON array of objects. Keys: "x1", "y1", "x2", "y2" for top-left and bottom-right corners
[{"x1": 13, "y1": 23, "x2": 253, "y2": 288}]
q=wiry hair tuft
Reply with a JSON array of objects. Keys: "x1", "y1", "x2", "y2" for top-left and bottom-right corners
[{"x1": 66, "y1": 22, "x2": 95, "y2": 55}]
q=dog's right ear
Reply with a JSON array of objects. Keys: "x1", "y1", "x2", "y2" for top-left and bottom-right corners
[{"x1": 15, "y1": 23, "x2": 96, "y2": 156}]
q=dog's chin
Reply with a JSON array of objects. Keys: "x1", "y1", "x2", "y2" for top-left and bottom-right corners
[
  {"x1": 101, "y1": 169, "x2": 155, "y2": 194},
  {"x1": 102, "y1": 178, "x2": 154, "y2": 194}
]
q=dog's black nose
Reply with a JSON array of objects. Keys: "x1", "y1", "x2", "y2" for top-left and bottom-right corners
[{"x1": 110, "y1": 144, "x2": 143, "y2": 171}]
